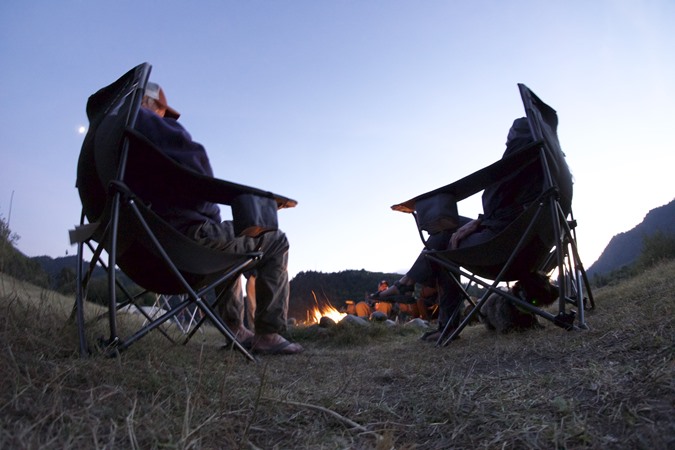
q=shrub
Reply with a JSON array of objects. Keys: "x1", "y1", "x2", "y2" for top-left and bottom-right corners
[
  {"x1": 636, "y1": 230, "x2": 675, "y2": 270},
  {"x1": 0, "y1": 216, "x2": 49, "y2": 288}
]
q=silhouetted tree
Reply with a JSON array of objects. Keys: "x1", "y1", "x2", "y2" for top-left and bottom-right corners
[{"x1": 636, "y1": 231, "x2": 675, "y2": 269}]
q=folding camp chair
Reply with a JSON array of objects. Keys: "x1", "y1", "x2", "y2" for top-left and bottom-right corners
[
  {"x1": 69, "y1": 63, "x2": 297, "y2": 361},
  {"x1": 391, "y1": 84, "x2": 594, "y2": 346}
]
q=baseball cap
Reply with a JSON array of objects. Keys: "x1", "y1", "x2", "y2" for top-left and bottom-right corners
[{"x1": 144, "y1": 81, "x2": 180, "y2": 119}]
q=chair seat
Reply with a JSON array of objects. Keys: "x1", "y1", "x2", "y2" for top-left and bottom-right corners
[
  {"x1": 428, "y1": 200, "x2": 552, "y2": 280},
  {"x1": 115, "y1": 199, "x2": 260, "y2": 294}
]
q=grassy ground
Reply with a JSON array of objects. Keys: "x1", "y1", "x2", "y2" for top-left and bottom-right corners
[{"x1": 0, "y1": 261, "x2": 673, "y2": 449}]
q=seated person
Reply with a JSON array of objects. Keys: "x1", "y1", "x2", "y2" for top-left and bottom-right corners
[
  {"x1": 414, "y1": 284, "x2": 438, "y2": 321},
  {"x1": 374, "y1": 300, "x2": 393, "y2": 318},
  {"x1": 374, "y1": 118, "x2": 542, "y2": 342},
  {"x1": 133, "y1": 82, "x2": 302, "y2": 355},
  {"x1": 354, "y1": 300, "x2": 372, "y2": 318},
  {"x1": 397, "y1": 302, "x2": 418, "y2": 320},
  {"x1": 373, "y1": 280, "x2": 393, "y2": 318}
]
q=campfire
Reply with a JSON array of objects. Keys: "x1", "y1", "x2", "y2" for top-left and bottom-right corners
[
  {"x1": 307, "y1": 291, "x2": 347, "y2": 324},
  {"x1": 308, "y1": 303, "x2": 347, "y2": 324}
]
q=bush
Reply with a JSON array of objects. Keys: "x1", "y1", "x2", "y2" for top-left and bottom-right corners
[
  {"x1": 0, "y1": 215, "x2": 19, "y2": 265},
  {"x1": 593, "y1": 230, "x2": 675, "y2": 288},
  {"x1": 636, "y1": 230, "x2": 675, "y2": 270},
  {"x1": 0, "y1": 216, "x2": 50, "y2": 288}
]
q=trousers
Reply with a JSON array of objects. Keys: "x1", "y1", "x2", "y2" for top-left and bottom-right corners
[
  {"x1": 406, "y1": 217, "x2": 497, "y2": 329},
  {"x1": 186, "y1": 221, "x2": 290, "y2": 334}
]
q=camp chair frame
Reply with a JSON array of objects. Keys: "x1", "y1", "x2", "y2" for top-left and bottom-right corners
[
  {"x1": 392, "y1": 84, "x2": 594, "y2": 346},
  {"x1": 150, "y1": 294, "x2": 203, "y2": 334},
  {"x1": 70, "y1": 63, "x2": 296, "y2": 361}
]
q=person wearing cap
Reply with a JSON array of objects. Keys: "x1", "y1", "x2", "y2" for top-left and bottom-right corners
[
  {"x1": 373, "y1": 280, "x2": 393, "y2": 318},
  {"x1": 133, "y1": 82, "x2": 303, "y2": 355},
  {"x1": 371, "y1": 118, "x2": 541, "y2": 342}
]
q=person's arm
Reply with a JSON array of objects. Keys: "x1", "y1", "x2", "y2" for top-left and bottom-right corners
[{"x1": 449, "y1": 216, "x2": 482, "y2": 249}]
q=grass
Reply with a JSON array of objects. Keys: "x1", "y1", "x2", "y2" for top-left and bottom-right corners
[{"x1": 0, "y1": 261, "x2": 673, "y2": 449}]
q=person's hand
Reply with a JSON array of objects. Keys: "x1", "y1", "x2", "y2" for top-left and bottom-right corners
[{"x1": 450, "y1": 219, "x2": 480, "y2": 249}]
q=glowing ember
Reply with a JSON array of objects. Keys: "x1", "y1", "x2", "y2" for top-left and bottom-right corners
[{"x1": 309, "y1": 304, "x2": 347, "y2": 324}]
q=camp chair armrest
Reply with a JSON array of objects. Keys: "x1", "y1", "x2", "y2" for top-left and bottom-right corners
[
  {"x1": 125, "y1": 128, "x2": 297, "y2": 209},
  {"x1": 391, "y1": 140, "x2": 543, "y2": 214}
]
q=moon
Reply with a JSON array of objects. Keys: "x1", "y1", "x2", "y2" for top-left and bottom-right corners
[{"x1": 78, "y1": 126, "x2": 86, "y2": 134}]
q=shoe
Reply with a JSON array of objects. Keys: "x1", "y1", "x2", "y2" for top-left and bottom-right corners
[
  {"x1": 231, "y1": 326, "x2": 254, "y2": 342},
  {"x1": 252, "y1": 340, "x2": 304, "y2": 355},
  {"x1": 420, "y1": 328, "x2": 460, "y2": 343},
  {"x1": 250, "y1": 334, "x2": 304, "y2": 355},
  {"x1": 420, "y1": 330, "x2": 442, "y2": 342},
  {"x1": 221, "y1": 327, "x2": 254, "y2": 350},
  {"x1": 239, "y1": 337, "x2": 253, "y2": 350}
]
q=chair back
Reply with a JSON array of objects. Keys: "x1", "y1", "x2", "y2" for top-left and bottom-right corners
[
  {"x1": 77, "y1": 64, "x2": 149, "y2": 226},
  {"x1": 519, "y1": 84, "x2": 573, "y2": 216},
  {"x1": 427, "y1": 85, "x2": 574, "y2": 280}
]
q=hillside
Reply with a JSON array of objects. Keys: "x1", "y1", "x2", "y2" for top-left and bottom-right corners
[
  {"x1": 587, "y1": 199, "x2": 675, "y2": 278},
  {"x1": 1, "y1": 260, "x2": 673, "y2": 449}
]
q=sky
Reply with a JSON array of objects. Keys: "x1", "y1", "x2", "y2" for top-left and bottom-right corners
[{"x1": 1, "y1": 1, "x2": 674, "y2": 281}]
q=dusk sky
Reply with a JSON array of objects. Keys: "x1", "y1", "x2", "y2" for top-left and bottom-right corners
[{"x1": 1, "y1": 1, "x2": 673, "y2": 280}]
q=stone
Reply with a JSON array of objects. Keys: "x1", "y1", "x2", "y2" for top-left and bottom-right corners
[
  {"x1": 403, "y1": 318, "x2": 430, "y2": 329},
  {"x1": 339, "y1": 314, "x2": 369, "y2": 327},
  {"x1": 319, "y1": 316, "x2": 337, "y2": 328}
]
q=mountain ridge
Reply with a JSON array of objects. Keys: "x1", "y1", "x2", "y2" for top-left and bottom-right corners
[{"x1": 587, "y1": 198, "x2": 675, "y2": 278}]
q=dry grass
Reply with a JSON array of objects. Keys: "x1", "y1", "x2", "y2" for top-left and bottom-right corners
[{"x1": 1, "y1": 261, "x2": 673, "y2": 449}]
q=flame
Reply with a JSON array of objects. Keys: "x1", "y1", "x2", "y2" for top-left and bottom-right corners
[
  {"x1": 307, "y1": 290, "x2": 347, "y2": 324},
  {"x1": 309, "y1": 304, "x2": 347, "y2": 324}
]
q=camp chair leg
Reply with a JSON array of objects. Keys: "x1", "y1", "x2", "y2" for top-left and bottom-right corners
[
  {"x1": 435, "y1": 302, "x2": 463, "y2": 347},
  {"x1": 575, "y1": 269, "x2": 588, "y2": 330},
  {"x1": 435, "y1": 274, "x2": 478, "y2": 346},
  {"x1": 107, "y1": 302, "x2": 191, "y2": 354},
  {"x1": 107, "y1": 192, "x2": 123, "y2": 346},
  {"x1": 559, "y1": 214, "x2": 594, "y2": 328},
  {"x1": 440, "y1": 288, "x2": 489, "y2": 347},
  {"x1": 74, "y1": 240, "x2": 89, "y2": 357},
  {"x1": 196, "y1": 297, "x2": 257, "y2": 363}
]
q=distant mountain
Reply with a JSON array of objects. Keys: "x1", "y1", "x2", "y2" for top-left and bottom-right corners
[
  {"x1": 32, "y1": 255, "x2": 79, "y2": 280},
  {"x1": 31, "y1": 255, "x2": 105, "y2": 288},
  {"x1": 587, "y1": 199, "x2": 675, "y2": 279}
]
